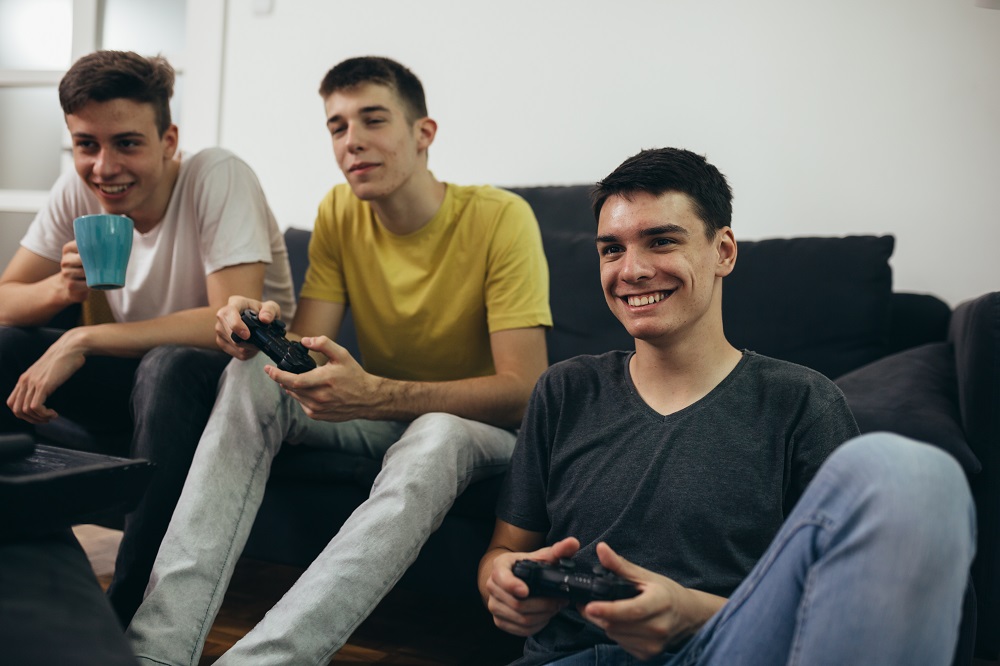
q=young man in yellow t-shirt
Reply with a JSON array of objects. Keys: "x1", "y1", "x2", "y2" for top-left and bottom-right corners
[{"x1": 127, "y1": 57, "x2": 552, "y2": 664}]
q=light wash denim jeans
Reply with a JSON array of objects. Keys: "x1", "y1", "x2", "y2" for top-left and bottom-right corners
[
  {"x1": 126, "y1": 353, "x2": 516, "y2": 665},
  {"x1": 546, "y1": 433, "x2": 976, "y2": 666}
]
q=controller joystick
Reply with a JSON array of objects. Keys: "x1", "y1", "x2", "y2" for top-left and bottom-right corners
[
  {"x1": 512, "y1": 558, "x2": 640, "y2": 603},
  {"x1": 232, "y1": 309, "x2": 317, "y2": 374}
]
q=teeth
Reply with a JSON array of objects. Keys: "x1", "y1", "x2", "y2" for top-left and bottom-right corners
[
  {"x1": 98, "y1": 184, "x2": 130, "y2": 194},
  {"x1": 627, "y1": 292, "x2": 666, "y2": 307}
]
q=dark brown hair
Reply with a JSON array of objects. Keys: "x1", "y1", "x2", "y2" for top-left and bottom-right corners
[
  {"x1": 59, "y1": 51, "x2": 175, "y2": 135},
  {"x1": 318, "y1": 56, "x2": 427, "y2": 123}
]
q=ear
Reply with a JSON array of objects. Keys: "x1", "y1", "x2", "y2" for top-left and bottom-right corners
[
  {"x1": 715, "y1": 227, "x2": 737, "y2": 278},
  {"x1": 414, "y1": 117, "x2": 437, "y2": 152},
  {"x1": 161, "y1": 124, "x2": 179, "y2": 160}
]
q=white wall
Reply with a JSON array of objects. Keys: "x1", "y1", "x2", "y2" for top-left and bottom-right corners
[{"x1": 207, "y1": 0, "x2": 1000, "y2": 307}]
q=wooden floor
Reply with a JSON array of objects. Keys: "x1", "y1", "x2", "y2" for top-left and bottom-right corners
[{"x1": 74, "y1": 525, "x2": 524, "y2": 665}]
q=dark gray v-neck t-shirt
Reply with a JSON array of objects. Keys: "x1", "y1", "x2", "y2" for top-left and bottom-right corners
[{"x1": 497, "y1": 351, "x2": 859, "y2": 665}]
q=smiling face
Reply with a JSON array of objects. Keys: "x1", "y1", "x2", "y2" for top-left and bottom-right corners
[
  {"x1": 596, "y1": 191, "x2": 736, "y2": 347},
  {"x1": 66, "y1": 98, "x2": 178, "y2": 230},
  {"x1": 324, "y1": 82, "x2": 434, "y2": 203}
]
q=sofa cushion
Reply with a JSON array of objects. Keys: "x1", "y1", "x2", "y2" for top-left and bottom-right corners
[
  {"x1": 723, "y1": 235, "x2": 895, "y2": 378},
  {"x1": 835, "y1": 342, "x2": 980, "y2": 475}
]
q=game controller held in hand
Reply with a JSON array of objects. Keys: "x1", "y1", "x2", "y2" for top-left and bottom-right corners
[
  {"x1": 512, "y1": 558, "x2": 640, "y2": 604},
  {"x1": 231, "y1": 309, "x2": 317, "y2": 374}
]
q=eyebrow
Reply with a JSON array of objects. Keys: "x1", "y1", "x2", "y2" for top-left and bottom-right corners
[
  {"x1": 596, "y1": 224, "x2": 690, "y2": 244},
  {"x1": 327, "y1": 104, "x2": 392, "y2": 125},
  {"x1": 71, "y1": 131, "x2": 146, "y2": 140}
]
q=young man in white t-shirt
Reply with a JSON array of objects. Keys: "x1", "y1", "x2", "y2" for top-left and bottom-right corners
[{"x1": 0, "y1": 50, "x2": 295, "y2": 626}]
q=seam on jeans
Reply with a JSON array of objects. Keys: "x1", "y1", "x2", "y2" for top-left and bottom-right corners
[
  {"x1": 134, "y1": 656, "x2": 175, "y2": 666},
  {"x1": 785, "y1": 552, "x2": 821, "y2": 666},
  {"x1": 189, "y1": 433, "x2": 273, "y2": 665}
]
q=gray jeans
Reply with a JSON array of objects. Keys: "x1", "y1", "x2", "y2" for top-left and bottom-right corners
[{"x1": 127, "y1": 354, "x2": 516, "y2": 665}]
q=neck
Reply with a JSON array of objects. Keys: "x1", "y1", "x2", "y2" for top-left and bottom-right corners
[
  {"x1": 369, "y1": 169, "x2": 446, "y2": 235},
  {"x1": 630, "y1": 325, "x2": 742, "y2": 416}
]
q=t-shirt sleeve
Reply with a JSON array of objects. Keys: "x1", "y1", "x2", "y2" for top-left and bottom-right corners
[
  {"x1": 298, "y1": 189, "x2": 347, "y2": 304},
  {"x1": 786, "y1": 388, "x2": 860, "y2": 512},
  {"x1": 484, "y1": 196, "x2": 553, "y2": 333},
  {"x1": 193, "y1": 155, "x2": 276, "y2": 275},
  {"x1": 497, "y1": 372, "x2": 555, "y2": 534}
]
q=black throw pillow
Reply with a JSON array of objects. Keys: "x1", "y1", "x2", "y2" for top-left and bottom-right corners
[{"x1": 835, "y1": 342, "x2": 980, "y2": 475}]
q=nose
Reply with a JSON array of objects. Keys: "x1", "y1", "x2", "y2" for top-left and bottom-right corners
[
  {"x1": 344, "y1": 124, "x2": 365, "y2": 153},
  {"x1": 620, "y1": 249, "x2": 653, "y2": 283},
  {"x1": 93, "y1": 148, "x2": 121, "y2": 179}
]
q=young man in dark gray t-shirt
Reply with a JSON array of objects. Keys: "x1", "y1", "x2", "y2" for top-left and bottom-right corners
[{"x1": 478, "y1": 148, "x2": 974, "y2": 666}]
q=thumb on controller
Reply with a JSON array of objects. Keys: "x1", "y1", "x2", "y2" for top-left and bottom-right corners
[
  {"x1": 300, "y1": 335, "x2": 346, "y2": 362},
  {"x1": 595, "y1": 542, "x2": 648, "y2": 583}
]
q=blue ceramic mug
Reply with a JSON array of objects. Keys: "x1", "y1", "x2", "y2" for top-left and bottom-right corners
[{"x1": 72, "y1": 214, "x2": 134, "y2": 290}]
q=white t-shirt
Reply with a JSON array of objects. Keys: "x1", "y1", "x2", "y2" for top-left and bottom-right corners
[{"x1": 21, "y1": 147, "x2": 295, "y2": 322}]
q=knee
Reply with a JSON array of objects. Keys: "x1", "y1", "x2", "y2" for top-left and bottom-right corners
[
  {"x1": 834, "y1": 433, "x2": 975, "y2": 556},
  {"x1": 836, "y1": 433, "x2": 969, "y2": 497},
  {"x1": 386, "y1": 413, "x2": 470, "y2": 468},
  {"x1": 132, "y1": 346, "x2": 226, "y2": 409},
  {"x1": 136, "y1": 346, "x2": 227, "y2": 388}
]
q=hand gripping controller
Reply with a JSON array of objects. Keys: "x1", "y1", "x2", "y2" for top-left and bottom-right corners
[
  {"x1": 231, "y1": 309, "x2": 317, "y2": 374},
  {"x1": 512, "y1": 558, "x2": 640, "y2": 604}
]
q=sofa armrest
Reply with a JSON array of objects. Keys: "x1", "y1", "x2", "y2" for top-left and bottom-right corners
[
  {"x1": 948, "y1": 291, "x2": 1000, "y2": 659},
  {"x1": 948, "y1": 292, "x2": 1000, "y2": 461}
]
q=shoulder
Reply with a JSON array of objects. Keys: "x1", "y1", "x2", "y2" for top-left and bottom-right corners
[
  {"x1": 538, "y1": 351, "x2": 629, "y2": 393},
  {"x1": 183, "y1": 146, "x2": 241, "y2": 169},
  {"x1": 742, "y1": 352, "x2": 842, "y2": 393},
  {"x1": 735, "y1": 352, "x2": 852, "y2": 422},
  {"x1": 448, "y1": 184, "x2": 535, "y2": 221},
  {"x1": 178, "y1": 147, "x2": 265, "y2": 185}
]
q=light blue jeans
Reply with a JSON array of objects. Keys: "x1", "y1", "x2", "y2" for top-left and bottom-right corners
[
  {"x1": 126, "y1": 354, "x2": 516, "y2": 665},
  {"x1": 547, "y1": 433, "x2": 976, "y2": 666}
]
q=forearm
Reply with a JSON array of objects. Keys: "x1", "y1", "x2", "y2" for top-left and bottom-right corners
[
  {"x1": 0, "y1": 277, "x2": 79, "y2": 327},
  {"x1": 367, "y1": 372, "x2": 532, "y2": 429},
  {"x1": 63, "y1": 307, "x2": 220, "y2": 358}
]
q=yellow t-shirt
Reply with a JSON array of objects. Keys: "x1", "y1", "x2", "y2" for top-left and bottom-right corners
[{"x1": 299, "y1": 183, "x2": 552, "y2": 382}]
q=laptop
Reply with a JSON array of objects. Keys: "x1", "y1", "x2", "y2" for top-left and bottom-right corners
[{"x1": 0, "y1": 441, "x2": 154, "y2": 539}]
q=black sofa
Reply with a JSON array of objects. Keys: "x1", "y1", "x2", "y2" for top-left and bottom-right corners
[{"x1": 37, "y1": 185, "x2": 999, "y2": 660}]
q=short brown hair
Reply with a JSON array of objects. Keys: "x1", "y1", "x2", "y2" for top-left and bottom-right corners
[
  {"x1": 59, "y1": 51, "x2": 175, "y2": 135},
  {"x1": 318, "y1": 56, "x2": 427, "y2": 123}
]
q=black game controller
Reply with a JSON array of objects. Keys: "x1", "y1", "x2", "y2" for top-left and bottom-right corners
[
  {"x1": 232, "y1": 309, "x2": 317, "y2": 374},
  {"x1": 512, "y1": 558, "x2": 640, "y2": 604}
]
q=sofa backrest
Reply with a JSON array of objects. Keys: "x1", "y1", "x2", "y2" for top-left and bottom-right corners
[{"x1": 283, "y1": 185, "x2": 950, "y2": 380}]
